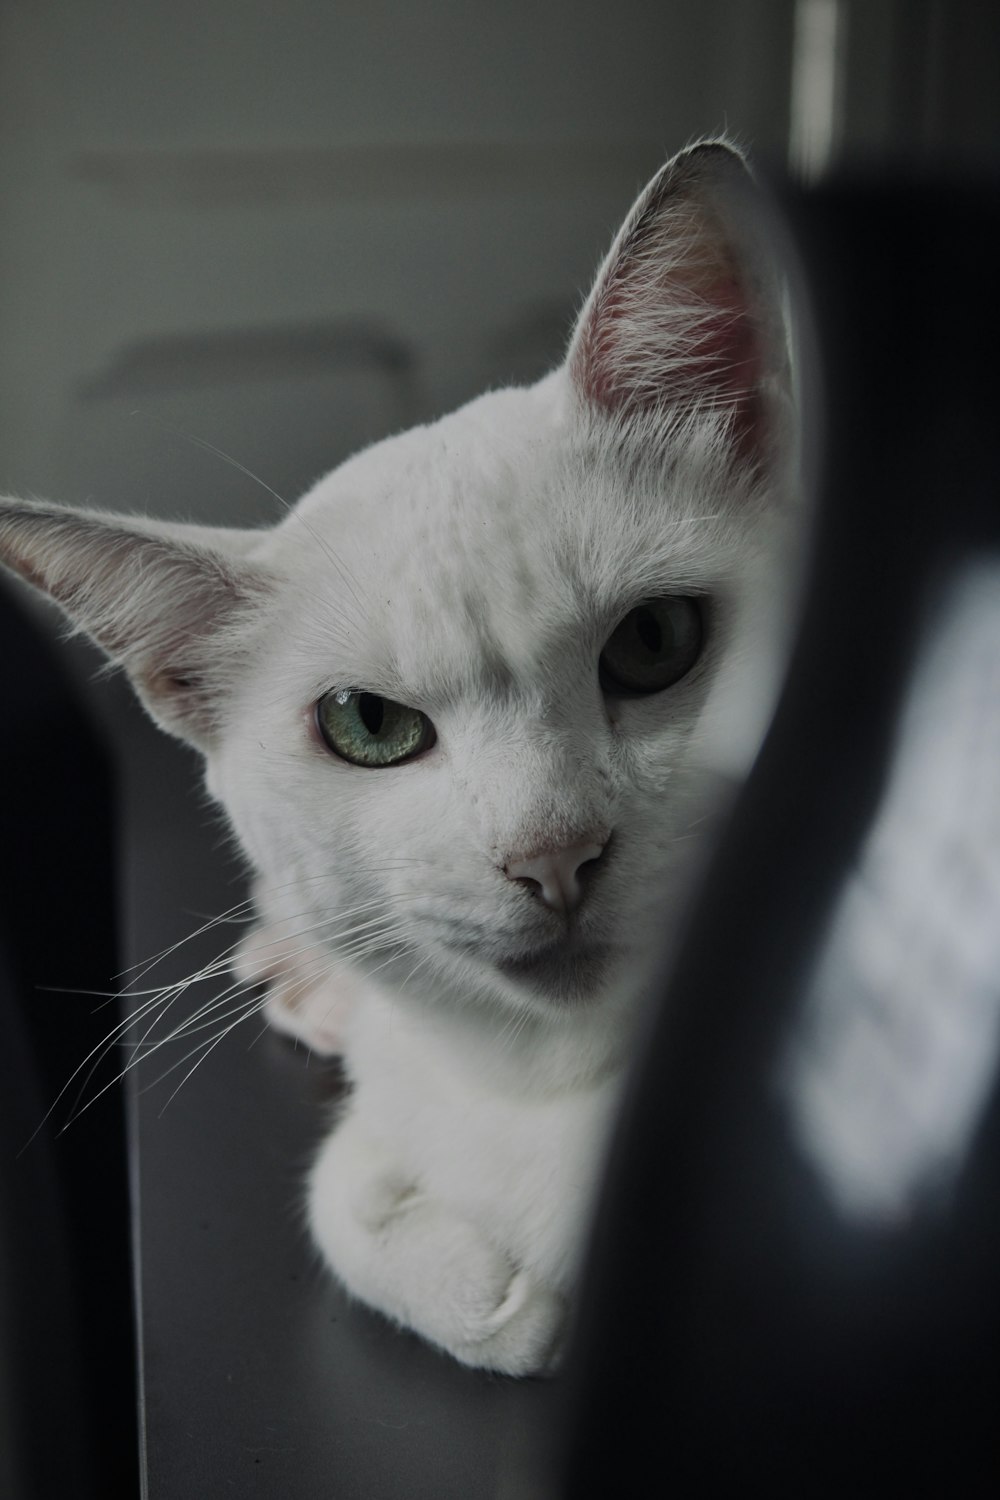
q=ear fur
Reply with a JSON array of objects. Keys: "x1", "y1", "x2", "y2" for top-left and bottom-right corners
[
  {"x1": 567, "y1": 140, "x2": 787, "y2": 465},
  {"x1": 0, "y1": 498, "x2": 271, "y2": 748}
]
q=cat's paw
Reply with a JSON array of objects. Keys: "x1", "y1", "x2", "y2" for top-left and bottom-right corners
[
  {"x1": 375, "y1": 1196, "x2": 566, "y2": 1376},
  {"x1": 232, "y1": 924, "x2": 350, "y2": 1056},
  {"x1": 449, "y1": 1260, "x2": 567, "y2": 1377},
  {"x1": 310, "y1": 1121, "x2": 567, "y2": 1376}
]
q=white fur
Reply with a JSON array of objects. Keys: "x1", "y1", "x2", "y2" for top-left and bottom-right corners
[{"x1": 0, "y1": 142, "x2": 795, "y2": 1374}]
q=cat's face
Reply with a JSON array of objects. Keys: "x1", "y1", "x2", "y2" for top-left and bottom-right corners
[
  {"x1": 0, "y1": 141, "x2": 793, "y2": 1030},
  {"x1": 206, "y1": 369, "x2": 778, "y2": 1022}
]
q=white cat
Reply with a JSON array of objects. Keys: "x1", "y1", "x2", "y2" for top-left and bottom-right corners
[{"x1": 0, "y1": 141, "x2": 792, "y2": 1375}]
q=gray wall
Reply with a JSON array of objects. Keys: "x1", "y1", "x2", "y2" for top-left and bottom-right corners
[
  {"x1": 0, "y1": 1, "x2": 795, "y2": 526},
  {"x1": 1, "y1": 1, "x2": 995, "y2": 530}
]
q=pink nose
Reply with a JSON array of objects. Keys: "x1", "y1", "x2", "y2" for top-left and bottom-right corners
[{"x1": 504, "y1": 837, "x2": 607, "y2": 915}]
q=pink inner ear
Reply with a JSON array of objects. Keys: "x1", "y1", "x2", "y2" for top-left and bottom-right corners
[
  {"x1": 687, "y1": 275, "x2": 765, "y2": 397},
  {"x1": 573, "y1": 186, "x2": 772, "y2": 466},
  {"x1": 673, "y1": 272, "x2": 767, "y2": 465}
]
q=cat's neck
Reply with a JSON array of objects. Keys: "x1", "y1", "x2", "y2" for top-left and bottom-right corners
[{"x1": 350, "y1": 961, "x2": 650, "y2": 1100}]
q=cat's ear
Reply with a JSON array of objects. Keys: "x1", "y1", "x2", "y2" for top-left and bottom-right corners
[
  {"x1": 0, "y1": 498, "x2": 271, "y2": 749},
  {"x1": 567, "y1": 141, "x2": 786, "y2": 465}
]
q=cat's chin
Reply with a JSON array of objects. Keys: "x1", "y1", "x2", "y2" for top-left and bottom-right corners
[{"x1": 492, "y1": 939, "x2": 616, "y2": 1004}]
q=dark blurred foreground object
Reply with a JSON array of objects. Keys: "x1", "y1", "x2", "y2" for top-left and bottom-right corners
[
  {"x1": 556, "y1": 175, "x2": 1000, "y2": 1495},
  {"x1": 0, "y1": 593, "x2": 138, "y2": 1499}
]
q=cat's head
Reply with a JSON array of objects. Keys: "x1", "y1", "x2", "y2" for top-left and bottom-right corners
[{"x1": 0, "y1": 142, "x2": 794, "y2": 1036}]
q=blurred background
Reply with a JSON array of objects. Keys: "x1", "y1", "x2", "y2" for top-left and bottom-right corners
[{"x1": 1, "y1": 0, "x2": 997, "y2": 530}]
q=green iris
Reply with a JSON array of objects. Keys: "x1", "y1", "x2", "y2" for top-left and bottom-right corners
[
  {"x1": 316, "y1": 689, "x2": 435, "y2": 767},
  {"x1": 599, "y1": 597, "x2": 703, "y2": 695}
]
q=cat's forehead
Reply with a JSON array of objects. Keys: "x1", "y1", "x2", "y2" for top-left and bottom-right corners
[
  {"x1": 267, "y1": 379, "x2": 742, "y2": 698},
  {"x1": 274, "y1": 388, "x2": 577, "y2": 666},
  {"x1": 295, "y1": 383, "x2": 569, "y2": 575}
]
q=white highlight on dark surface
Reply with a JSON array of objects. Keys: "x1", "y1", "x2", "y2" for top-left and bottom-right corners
[
  {"x1": 789, "y1": 0, "x2": 845, "y2": 181},
  {"x1": 786, "y1": 561, "x2": 1000, "y2": 1222}
]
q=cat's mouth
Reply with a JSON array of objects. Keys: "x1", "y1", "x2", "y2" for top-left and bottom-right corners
[
  {"x1": 425, "y1": 914, "x2": 617, "y2": 1001},
  {"x1": 492, "y1": 938, "x2": 614, "y2": 999}
]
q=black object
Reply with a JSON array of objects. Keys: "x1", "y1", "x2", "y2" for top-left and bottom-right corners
[
  {"x1": 556, "y1": 177, "x2": 1000, "y2": 1494},
  {"x1": 0, "y1": 590, "x2": 139, "y2": 1499}
]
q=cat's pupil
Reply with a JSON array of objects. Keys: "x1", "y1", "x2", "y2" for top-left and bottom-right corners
[
  {"x1": 635, "y1": 609, "x2": 663, "y2": 655},
  {"x1": 359, "y1": 692, "x2": 384, "y2": 735}
]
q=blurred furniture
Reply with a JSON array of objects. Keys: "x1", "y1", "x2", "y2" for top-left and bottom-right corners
[
  {"x1": 0, "y1": 587, "x2": 137, "y2": 1500},
  {"x1": 557, "y1": 173, "x2": 1000, "y2": 1495}
]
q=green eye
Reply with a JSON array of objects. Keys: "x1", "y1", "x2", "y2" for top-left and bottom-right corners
[
  {"x1": 599, "y1": 597, "x2": 703, "y2": 696},
  {"x1": 316, "y1": 689, "x2": 436, "y2": 767}
]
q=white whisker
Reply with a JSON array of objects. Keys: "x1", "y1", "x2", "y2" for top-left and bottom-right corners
[{"x1": 44, "y1": 880, "x2": 425, "y2": 1131}]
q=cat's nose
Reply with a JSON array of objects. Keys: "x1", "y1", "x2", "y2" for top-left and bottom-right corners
[{"x1": 504, "y1": 837, "x2": 607, "y2": 915}]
